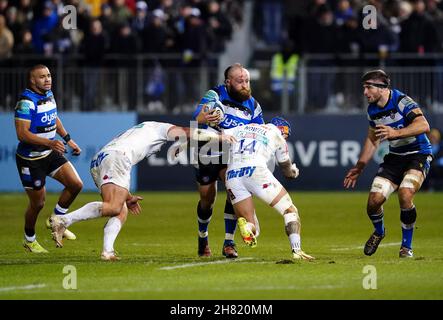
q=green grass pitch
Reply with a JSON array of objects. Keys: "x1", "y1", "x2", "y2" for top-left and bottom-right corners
[{"x1": 0, "y1": 191, "x2": 442, "y2": 300}]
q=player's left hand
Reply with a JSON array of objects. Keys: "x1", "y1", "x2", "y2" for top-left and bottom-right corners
[
  {"x1": 67, "y1": 139, "x2": 81, "y2": 156},
  {"x1": 290, "y1": 163, "x2": 300, "y2": 179},
  {"x1": 375, "y1": 125, "x2": 397, "y2": 141},
  {"x1": 127, "y1": 195, "x2": 143, "y2": 215}
]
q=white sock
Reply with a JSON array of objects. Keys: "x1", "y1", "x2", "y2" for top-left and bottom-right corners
[
  {"x1": 25, "y1": 233, "x2": 36, "y2": 242},
  {"x1": 103, "y1": 217, "x2": 122, "y2": 253},
  {"x1": 289, "y1": 233, "x2": 301, "y2": 251},
  {"x1": 62, "y1": 202, "x2": 103, "y2": 227}
]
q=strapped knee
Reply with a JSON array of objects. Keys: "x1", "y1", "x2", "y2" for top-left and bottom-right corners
[
  {"x1": 273, "y1": 193, "x2": 294, "y2": 216},
  {"x1": 283, "y1": 210, "x2": 300, "y2": 225},
  {"x1": 370, "y1": 177, "x2": 395, "y2": 199}
]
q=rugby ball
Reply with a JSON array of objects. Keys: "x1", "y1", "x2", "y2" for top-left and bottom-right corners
[{"x1": 205, "y1": 100, "x2": 225, "y2": 126}]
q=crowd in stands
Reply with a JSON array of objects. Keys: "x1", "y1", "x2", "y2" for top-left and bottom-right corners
[
  {"x1": 254, "y1": 0, "x2": 443, "y2": 57},
  {"x1": 0, "y1": 0, "x2": 242, "y2": 63}
]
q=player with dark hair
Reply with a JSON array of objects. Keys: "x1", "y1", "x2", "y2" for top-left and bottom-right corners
[
  {"x1": 15, "y1": 64, "x2": 83, "y2": 253},
  {"x1": 192, "y1": 63, "x2": 264, "y2": 258},
  {"x1": 344, "y1": 69, "x2": 433, "y2": 258}
]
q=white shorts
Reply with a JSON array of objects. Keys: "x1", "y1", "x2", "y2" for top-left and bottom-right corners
[
  {"x1": 225, "y1": 166, "x2": 283, "y2": 205},
  {"x1": 90, "y1": 150, "x2": 132, "y2": 191}
]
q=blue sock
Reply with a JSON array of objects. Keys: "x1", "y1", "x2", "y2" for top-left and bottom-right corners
[
  {"x1": 401, "y1": 227, "x2": 414, "y2": 249},
  {"x1": 224, "y1": 201, "x2": 236, "y2": 246},
  {"x1": 401, "y1": 206, "x2": 416, "y2": 249},
  {"x1": 369, "y1": 210, "x2": 385, "y2": 236},
  {"x1": 54, "y1": 204, "x2": 68, "y2": 216},
  {"x1": 197, "y1": 202, "x2": 212, "y2": 239}
]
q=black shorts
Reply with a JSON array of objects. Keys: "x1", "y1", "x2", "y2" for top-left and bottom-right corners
[
  {"x1": 376, "y1": 153, "x2": 433, "y2": 186},
  {"x1": 16, "y1": 152, "x2": 68, "y2": 190},
  {"x1": 195, "y1": 157, "x2": 227, "y2": 185}
]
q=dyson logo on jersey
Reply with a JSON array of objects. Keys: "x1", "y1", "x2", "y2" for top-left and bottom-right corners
[
  {"x1": 40, "y1": 111, "x2": 57, "y2": 125},
  {"x1": 226, "y1": 166, "x2": 256, "y2": 180},
  {"x1": 220, "y1": 117, "x2": 246, "y2": 128}
]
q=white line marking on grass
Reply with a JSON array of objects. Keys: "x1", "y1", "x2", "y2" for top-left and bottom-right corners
[
  {"x1": 0, "y1": 284, "x2": 46, "y2": 292},
  {"x1": 331, "y1": 242, "x2": 401, "y2": 251},
  {"x1": 160, "y1": 257, "x2": 254, "y2": 270}
]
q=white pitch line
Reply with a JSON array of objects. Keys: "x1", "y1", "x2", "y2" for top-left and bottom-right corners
[
  {"x1": 160, "y1": 257, "x2": 254, "y2": 270},
  {"x1": 0, "y1": 284, "x2": 46, "y2": 293},
  {"x1": 331, "y1": 242, "x2": 401, "y2": 251}
]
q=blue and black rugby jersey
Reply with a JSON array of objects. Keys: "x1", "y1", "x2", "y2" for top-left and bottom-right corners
[
  {"x1": 192, "y1": 84, "x2": 264, "y2": 130},
  {"x1": 14, "y1": 89, "x2": 58, "y2": 159},
  {"x1": 367, "y1": 89, "x2": 432, "y2": 156}
]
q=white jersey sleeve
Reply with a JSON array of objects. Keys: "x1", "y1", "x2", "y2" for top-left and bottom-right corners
[
  {"x1": 274, "y1": 129, "x2": 290, "y2": 163},
  {"x1": 101, "y1": 121, "x2": 174, "y2": 166}
]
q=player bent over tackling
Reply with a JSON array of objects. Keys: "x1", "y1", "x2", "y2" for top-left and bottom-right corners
[
  {"x1": 224, "y1": 117, "x2": 314, "y2": 260},
  {"x1": 50, "y1": 121, "x2": 235, "y2": 261}
]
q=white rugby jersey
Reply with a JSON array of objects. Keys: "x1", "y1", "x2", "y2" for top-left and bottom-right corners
[
  {"x1": 100, "y1": 121, "x2": 173, "y2": 166},
  {"x1": 224, "y1": 123, "x2": 290, "y2": 169}
]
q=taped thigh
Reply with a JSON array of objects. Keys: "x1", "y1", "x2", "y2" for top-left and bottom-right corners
[
  {"x1": 370, "y1": 176, "x2": 396, "y2": 199},
  {"x1": 399, "y1": 173, "x2": 422, "y2": 191}
]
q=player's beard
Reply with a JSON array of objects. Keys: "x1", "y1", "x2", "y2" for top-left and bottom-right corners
[{"x1": 228, "y1": 87, "x2": 252, "y2": 102}]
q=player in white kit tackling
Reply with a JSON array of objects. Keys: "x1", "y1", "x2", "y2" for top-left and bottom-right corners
[
  {"x1": 224, "y1": 117, "x2": 314, "y2": 260},
  {"x1": 50, "y1": 121, "x2": 235, "y2": 260}
]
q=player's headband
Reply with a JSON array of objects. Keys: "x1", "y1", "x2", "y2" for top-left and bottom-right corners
[{"x1": 363, "y1": 81, "x2": 389, "y2": 89}]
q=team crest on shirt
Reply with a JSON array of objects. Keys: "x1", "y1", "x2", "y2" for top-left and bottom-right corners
[
  {"x1": 202, "y1": 176, "x2": 210, "y2": 183},
  {"x1": 390, "y1": 111, "x2": 396, "y2": 119}
]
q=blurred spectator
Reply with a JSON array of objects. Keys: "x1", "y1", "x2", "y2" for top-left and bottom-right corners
[
  {"x1": 400, "y1": 0, "x2": 439, "y2": 53},
  {"x1": 84, "y1": 0, "x2": 108, "y2": 17},
  {"x1": 14, "y1": 28, "x2": 33, "y2": 54},
  {"x1": 180, "y1": 7, "x2": 207, "y2": 65},
  {"x1": 111, "y1": 23, "x2": 139, "y2": 110},
  {"x1": 142, "y1": 8, "x2": 173, "y2": 53},
  {"x1": 110, "y1": 0, "x2": 132, "y2": 26},
  {"x1": 31, "y1": 1, "x2": 58, "y2": 54},
  {"x1": 334, "y1": 0, "x2": 354, "y2": 26},
  {"x1": 6, "y1": 6, "x2": 22, "y2": 47},
  {"x1": 99, "y1": 3, "x2": 117, "y2": 36},
  {"x1": 223, "y1": 0, "x2": 244, "y2": 27},
  {"x1": 0, "y1": 14, "x2": 14, "y2": 60},
  {"x1": 303, "y1": 4, "x2": 337, "y2": 110},
  {"x1": 80, "y1": 18, "x2": 107, "y2": 111},
  {"x1": 0, "y1": 0, "x2": 7, "y2": 16},
  {"x1": 359, "y1": 0, "x2": 398, "y2": 56},
  {"x1": 131, "y1": 1, "x2": 149, "y2": 37},
  {"x1": 270, "y1": 39, "x2": 299, "y2": 94},
  {"x1": 337, "y1": 13, "x2": 361, "y2": 56},
  {"x1": 205, "y1": 0, "x2": 232, "y2": 53},
  {"x1": 45, "y1": 16, "x2": 73, "y2": 55},
  {"x1": 270, "y1": 39, "x2": 299, "y2": 111},
  {"x1": 422, "y1": 128, "x2": 443, "y2": 190},
  {"x1": 16, "y1": 0, "x2": 34, "y2": 28}
]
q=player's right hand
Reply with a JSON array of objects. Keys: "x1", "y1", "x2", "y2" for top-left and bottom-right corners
[
  {"x1": 343, "y1": 167, "x2": 362, "y2": 189},
  {"x1": 48, "y1": 139, "x2": 66, "y2": 154},
  {"x1": 203, "y1": 109, "x2": 222, "y2": 125},
  {"x1": 127, "y1": 195, "x2": 143, "y2": 215}
]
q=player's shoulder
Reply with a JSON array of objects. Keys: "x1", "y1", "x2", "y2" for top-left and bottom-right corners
[
  {"x1": 394, "y1": 89, "x2": 418, "y2": 112},
  {"x1": 18, "y1": 89, "x2": 37, "y2": 102}
]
